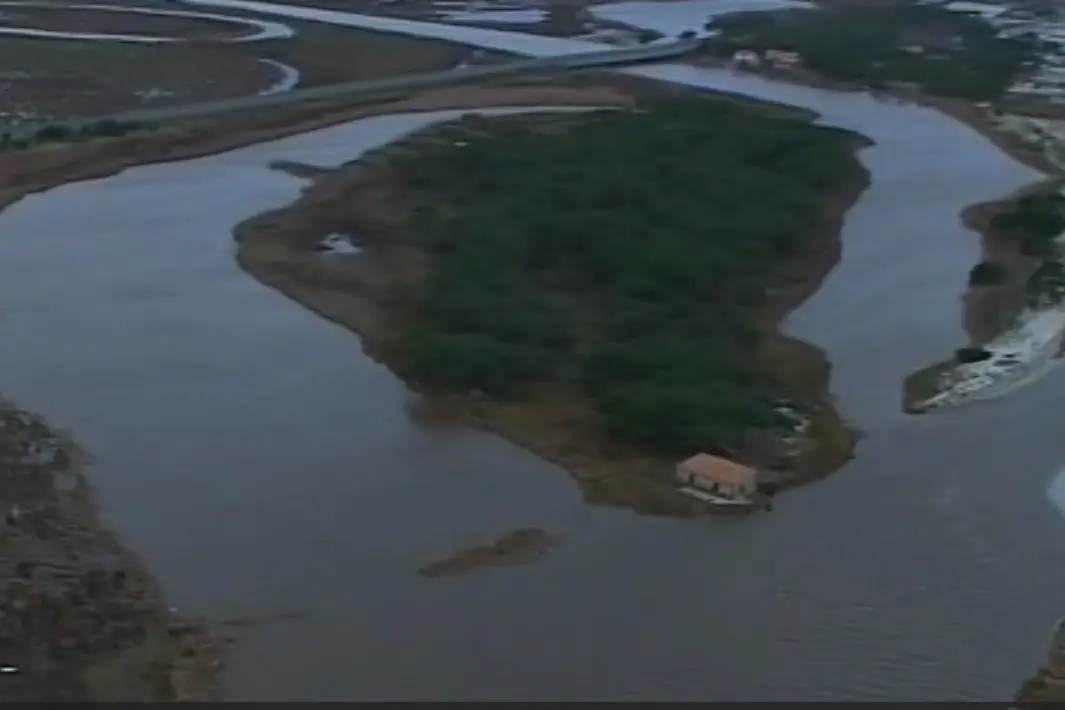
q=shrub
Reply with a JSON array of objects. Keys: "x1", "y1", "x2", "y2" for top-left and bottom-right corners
[
  {"x1": 968, "y1": 260, "x2": 1006, "y2": 286},
  {"x1": 955, "y1": 346, "x2": 992, "y2": 363},
  {"x1": 33, "y1": 124, "x2": 70, "y2": 143}
]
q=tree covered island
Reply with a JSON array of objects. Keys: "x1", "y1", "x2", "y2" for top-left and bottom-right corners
[
  {"x1": 249, "y1": 95, "x2": 869, "y2": 515},
  {"x1": 706, "y1": 0, "x2": 1043, "y2": 101}
]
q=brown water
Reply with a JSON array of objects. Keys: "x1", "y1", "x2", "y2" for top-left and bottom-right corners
[{"x1": 0, "y1": 68, "x2": 1060, "y2": 700}]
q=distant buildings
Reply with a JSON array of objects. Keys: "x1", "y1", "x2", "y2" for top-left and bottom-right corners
[
  {"x1": 934, "y1": 0, "x2": 1065, "y2": 102},
  {"x1": 764, "y1": 49, "x2": 802, "y2": 69},
  {"x1": 730, "y1": 48, "x2": 801, "y2": 71},
  {"x1": 731, "y1": 49, "x2": 761, "y2": 67}
]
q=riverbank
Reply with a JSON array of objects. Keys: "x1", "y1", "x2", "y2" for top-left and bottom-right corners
[
  {"x1": 903, "y1": 179, "x2": 1065, "y2": 413},
  {"x1": 0, "y1": 74, "x2": 644, "y2": 212},
  {"x1": 232, "y1": 89, "x2": 868, "y2": 516},
  {"x1": 703, "y1": 44, "x2": 1065, "y2": 415},
  {"x1": 0, "y1": 399, "x2": 221, "y2": 700},
  {"x1": 704, "y1": 58, "x2": 1063, "y2": 177}
]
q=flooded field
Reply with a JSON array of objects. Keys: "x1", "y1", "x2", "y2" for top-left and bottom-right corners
[{"x1": 0, "y1": 0, "x2": 1061, "y2": 701}]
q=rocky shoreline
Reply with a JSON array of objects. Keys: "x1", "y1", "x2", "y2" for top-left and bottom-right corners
[{"x1": 0, "y1": 400, "x2": 221, "y2": 701}]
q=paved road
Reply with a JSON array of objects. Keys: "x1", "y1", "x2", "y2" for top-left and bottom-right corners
[{"x1": 10, "y1": 39, "x2": 700, "y2": 139}]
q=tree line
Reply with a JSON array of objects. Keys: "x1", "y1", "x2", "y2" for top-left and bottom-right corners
[
  {"x1": 708, "y1": 0, "x2": 1043, "y2": 101},
  {"x1": 989, "y1": 191, "x2": 1065, "y2": 306},
  {"x1": 386, "y1": 98, "x2": 859, "y2": 457}
]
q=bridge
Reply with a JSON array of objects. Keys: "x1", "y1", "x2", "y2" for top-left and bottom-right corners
[{"x1": 11, "y1": 38, "x2": 702, "y2": 139}]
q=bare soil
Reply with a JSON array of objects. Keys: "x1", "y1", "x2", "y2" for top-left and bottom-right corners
[
  {"x1": 228, "y1": 80, "x2": 867, "y2": 516},
  {"x1": 417, "y1": 527, "x2": 557, "y2": 577}
]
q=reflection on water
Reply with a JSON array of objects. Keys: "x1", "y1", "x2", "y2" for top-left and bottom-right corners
[{"x1": 0, "y1": 0, "x2": 1060, "y2": 701}]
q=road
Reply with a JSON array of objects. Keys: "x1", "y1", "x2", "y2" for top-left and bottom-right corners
[{"x1": 13, "y1": 39, "x2": 701, "y2": 138}]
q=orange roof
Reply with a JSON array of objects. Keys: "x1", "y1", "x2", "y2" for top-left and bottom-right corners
[{"x1": 678, "y1": 453, "x2": 755, "y2": 485}]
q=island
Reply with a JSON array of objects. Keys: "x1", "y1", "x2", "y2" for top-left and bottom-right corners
[
  {"x1": 417, "y1": 528, "x2": 557, "y2": 578},
  {"x1": 236, "y1": 90, "x2": 869, "y2": 515}
]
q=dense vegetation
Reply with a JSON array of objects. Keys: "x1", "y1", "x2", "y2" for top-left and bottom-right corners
[
  {"x1": 0, "y1": 119, "x2": 148, "y2": 152},
  {"x1": 386, "y1": 98, "x2": 860, "y2": 457},
  {"x1": 968, "y1": 260, "x2": 1007, "y2": 286},
  {"x1": 991, "y1": 191, "x2": 1065, "y2": 256},
  {"x1": 707, "y1": 0, "x2": 1043, "y2": 101},
  {"x1": 987, "y1": 190, "x2": 1065, "y2": 305}
]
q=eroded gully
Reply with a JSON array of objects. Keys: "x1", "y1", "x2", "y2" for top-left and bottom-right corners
[{"x1": 0, "y1": 5, "x2": 1060, "y2": 702}]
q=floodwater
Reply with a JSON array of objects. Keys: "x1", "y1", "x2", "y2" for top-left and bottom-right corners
[{"x1": 0, "y1": 0, "x2": 1063, "y2": 702}]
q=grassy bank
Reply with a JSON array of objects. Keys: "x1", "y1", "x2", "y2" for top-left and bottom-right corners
[{"x1": 235, "y1": 91, "x2": 868, "y2": 515}]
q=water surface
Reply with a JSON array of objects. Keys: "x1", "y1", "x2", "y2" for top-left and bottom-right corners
[{"x1": 0, "y1": 2, "x2": 1061, "y2": 702}]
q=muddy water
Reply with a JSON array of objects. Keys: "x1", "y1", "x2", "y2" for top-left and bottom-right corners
[{"x1": 0, "y1": 45, "x2": 1062, "y2": 706}]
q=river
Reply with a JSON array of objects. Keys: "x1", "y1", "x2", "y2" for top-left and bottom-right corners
[{"x1": 0, "y1": 0, "x2": 1061, "y2": 701}]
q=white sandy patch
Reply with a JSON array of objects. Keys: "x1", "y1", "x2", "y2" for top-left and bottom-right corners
[
  {"x1": 318, "y1": 233, "x2": 363, "y2": 256},
  {"x1": 919, "y1": 307, "x2": 1065, "y2": 410}
]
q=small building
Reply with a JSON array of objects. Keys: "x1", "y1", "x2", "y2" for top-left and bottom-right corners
[
  {"x1": 675, "y1": 453, "x2": 758, "y2": 504},
  {"x1": 731, "y1": 49, "x2": 761, "y2": 68},
  {"x1": 764, "y1": 49, "x2": 801, "y2": 69}
]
